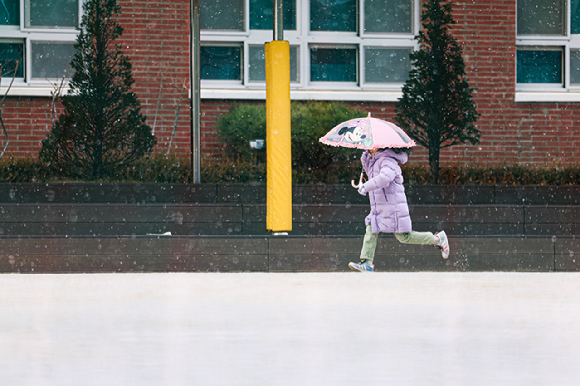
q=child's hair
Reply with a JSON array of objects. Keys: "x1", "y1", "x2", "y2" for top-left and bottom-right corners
[{"x1": 377, "y1": 147, "x2": 413, "y2": 155}]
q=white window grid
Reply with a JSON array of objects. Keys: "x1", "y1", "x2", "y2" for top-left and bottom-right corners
[
  {"x1": 516, "y1": 0, "x2": 580, "y2": 91},
  {"x1": 0, "y1": 0, "x2": 81, "y2": 90},
  {"x1": 23, "y1": 0, "x2": 82, "y2": 30},
  {"x1": 200, "y1": 0, "x2": 420, "y2": 92}
]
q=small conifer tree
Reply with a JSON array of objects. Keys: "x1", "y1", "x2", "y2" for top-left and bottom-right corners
[
  {"x1": 40, "y1": 0, "x2": 156, "y2": 180},
  {"x1": 395, "y1": 0, "x2": 480, "y2": 184}
]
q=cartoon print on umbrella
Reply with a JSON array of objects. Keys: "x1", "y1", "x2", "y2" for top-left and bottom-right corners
[
  {"x1": 320, "y1": 113, "x2": 415, "y2": 150},
  {"x1": 324, "y1": 118, "x2": 374, "y2": 147}
]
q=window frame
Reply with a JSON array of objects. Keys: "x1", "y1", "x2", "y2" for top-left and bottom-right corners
[
  {"x1": 515, "y1": 0, "x2": 580, "y2": 100},
  {"x1": 0, "y1": 0, "x2": 80, "y2": 94},
  {"x1": 200, "y1": 41, "x2": 244, "y2": 83},
  {"x1": 0, "y1": 38, "x2": 24, "y2": 78},
  {"x1": 360, "y1": 0, "x2": 415, "y2": 37},
  {"x1": 569, "y1": 47, "x2": 580, "y2": 84},
  {"x1": 23, "y1": 0, "x2": 82, "y2": 31},
  {"x1": 361, "y1": 43, "x2": 414, "y2": 89},
  {"x1": 29, "y1": 39, "x2": 77, "y2": 80},
  {"x1": 308, "y1": 43, "x2": 359, "y2": 85},
  {"x1": 516, "y1": 0, "x2": 566, "y2": 36},
  {"x1": 516, "y1": 45, "x2": 565, "y2": 89},
  {"x1": 200, "y1": 0, "x2": 420, "y2": 101}
]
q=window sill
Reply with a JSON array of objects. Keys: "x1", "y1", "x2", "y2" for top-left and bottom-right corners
[
  {"x1": 201, "y1": 88, "x2": 403, "y2": 102},
  {"x1": 515, "y1": 92, "x2": 580, "y2": 103},
  {"x1": 4, "y1": 86, "x2": 70, "y2": 98},
  {"x1": 4, "y1": 86, "x2": 404, "y2": 103}
]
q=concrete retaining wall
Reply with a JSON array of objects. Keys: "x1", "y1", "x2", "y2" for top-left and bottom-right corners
[
  {"x1": 0, "y1": 183, "x2": 578, "y2": 273},
  {"x1": 0, "y1": 235, "x2": 577, "y2": 273}
]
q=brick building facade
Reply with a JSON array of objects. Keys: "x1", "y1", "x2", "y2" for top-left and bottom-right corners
[{"x1": 1, "y1": 0, "x2": 579, "y2": 167}]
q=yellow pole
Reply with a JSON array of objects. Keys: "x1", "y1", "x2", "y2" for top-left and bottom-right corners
[{"x1": 265, "y1": 40, "x2": 292, "y2": 232}]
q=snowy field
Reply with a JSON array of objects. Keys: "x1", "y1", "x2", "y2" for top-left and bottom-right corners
[{"x1": 1, "y1": 272, "x2": 579, "y2": 386}]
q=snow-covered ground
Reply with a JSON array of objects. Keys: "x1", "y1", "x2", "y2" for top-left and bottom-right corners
[{"x1": 1, "y1": 272, "x2": 579, "y2": 386}]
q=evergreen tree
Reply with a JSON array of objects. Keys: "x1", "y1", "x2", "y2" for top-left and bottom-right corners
[
  {"x1": 40, "y1": 0, "x2": 156, "y2": 180},
  {"x1": 395, "y1": 0, "x2": 479, "y2": 184}
]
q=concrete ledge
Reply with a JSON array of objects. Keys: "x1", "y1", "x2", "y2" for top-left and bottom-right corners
[
  {"x1": 0, "y1": 237, "x2": 269, "y2": 273},
  {"x1": 0, "y1": 204, "x2": 246, "y2": 236},
  {"x1": 525, "y1": 206, "x2": 580, "y2": 235},
  {"x1": 0, "y1": 235, "x2": 573, "y2": 273},
  {"x1": 2, "y1": 183, "x2": 580, "y2": 205},
  {"x1": 0, "y1": 183, "x2": 217, "y2": 204},
  {"x1": 1, "y1": 203, "x2": 577, "y2": 237},
  {"x1": 269, "y1": 236, "x2": 556, "y2": 272},
  {"x1": 555, "y1": 238, "x2": 580, "y2": 271}
]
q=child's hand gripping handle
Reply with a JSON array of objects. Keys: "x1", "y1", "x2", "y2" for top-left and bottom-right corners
[{"x1": 351, "y1": 170, "x2": 364, "y2": 189}]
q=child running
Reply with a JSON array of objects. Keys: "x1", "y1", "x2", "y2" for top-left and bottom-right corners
[{"x1": 349, "y1": 147, "x2": 449, "y2": 272}]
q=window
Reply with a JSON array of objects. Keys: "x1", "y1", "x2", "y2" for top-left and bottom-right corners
[
  {"x1": 516, "y1": 0, "x2": 580, "y2": 91},
  {"x1": 201, "y1": 0, "x2": 418, "y2": 100},
  {"x1": 0, "y1": 0, "x2": 80, "y2": 90},
  {"x1": 364, "y1": 0, "x2": 413, "y2": 34},
  {"x1": 517, "y1": 0, "x2": 565, "y2": 35},
  {"x1": 0, "y1": 0, "x2": 19, "y2": 26},
  {"x1": 364, "y1": 47, "x2": 412, "y2": 83},
  {"x1": 310, "y1": 0, "x2": 357, "y2": 32},
  {"x1": 310, "y1": 45, "x2": 357, "y2": 82},
  {"x1": 31, "y1": 42, "x2": 76, "y2": 79},
  {"x1": 0, "y1": 41, "x2": 24, "y2": 78},
  {"x1": 573, "y1": 0, "x2": 580, "y2": 34},
  {"x1": 517, "y1": 48, "x2": 562, "y2": 84},
  {"x1": 200, "y1": 0, "x2": 244, "y2": 31},
  {"x1": 25, "y1": 0, "x2": 80, "y2": 29},
  {"x1": 201, "y1": 45, "x2": 242, "y2": 80},
  {"x1": 570, "y1": 50, "x2": 580, "y2": 84},
  {"x1": 250, "y1": 0, "x2": 296, "y2": 30},
  {"x1": 248, "y1": 45, "x2": 299, "y2": 82}
]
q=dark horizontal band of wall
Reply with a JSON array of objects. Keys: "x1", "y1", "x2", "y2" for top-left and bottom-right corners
[
  {"x1": 2, "y1": 183, "x2": 580, "y2": 205},
  {"x1": 0, "y1": 235, "x2": 577, "y2": 273},
  {"x1": 0, "y1": 203, "x2": 578, "y2": 237}
]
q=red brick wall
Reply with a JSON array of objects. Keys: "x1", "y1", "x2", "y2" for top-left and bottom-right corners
[
  {"x1": 0, "y1": 98, "x2": 54, "y2": 156},
  {"x1": 2, "y1": 0, "x2": 579, "y2": 168},
  {"x1": 117, "y1": 0, "x2": 191, "y2": 156}
]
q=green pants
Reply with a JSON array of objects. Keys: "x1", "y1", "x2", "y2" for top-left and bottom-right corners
[{"x1": 360, "y1": 225, "x2": 434, "y2": 262}]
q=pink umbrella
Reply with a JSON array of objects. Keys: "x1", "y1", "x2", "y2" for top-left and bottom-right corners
[
  {"x1": 319, "y1": 113, "x2": 416, "y2": 150},
  {"x1": 319, "y1": 113, "x2": 416, "y2": 188}
]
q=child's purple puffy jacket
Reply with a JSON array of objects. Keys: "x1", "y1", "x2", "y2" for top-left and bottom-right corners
[{"x1": 361, "y1": 149, "x2": 412, "y2": 234}]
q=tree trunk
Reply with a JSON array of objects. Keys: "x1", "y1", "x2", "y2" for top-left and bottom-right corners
[
  {"x1": 428, "y1": 144, "x2": 440, "y2": 185},
  {"x1": 93, "y1": 142, "x2": 103, "y2": 179}
]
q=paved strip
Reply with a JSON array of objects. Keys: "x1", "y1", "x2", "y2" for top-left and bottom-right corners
[{"x1": 1, "y1": 272, "x2": 579, "y2": 386}]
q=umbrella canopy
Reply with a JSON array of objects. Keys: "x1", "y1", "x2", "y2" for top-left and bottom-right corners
[{"x1": 319, "y1": 113, "x2": 416, "y2": 150}]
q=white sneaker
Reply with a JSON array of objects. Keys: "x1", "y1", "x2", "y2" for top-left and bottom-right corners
[
  {"x1": 348, "y1": 259, "x2": 375, "y2": 272},
  {"x1": 435, "y1": 231, "x2": 450, "y2": 259}
]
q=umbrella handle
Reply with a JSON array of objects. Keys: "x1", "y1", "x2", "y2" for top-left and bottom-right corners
[{"x1": 351, "y1": 170, "x2": 364, "y2": 189}]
